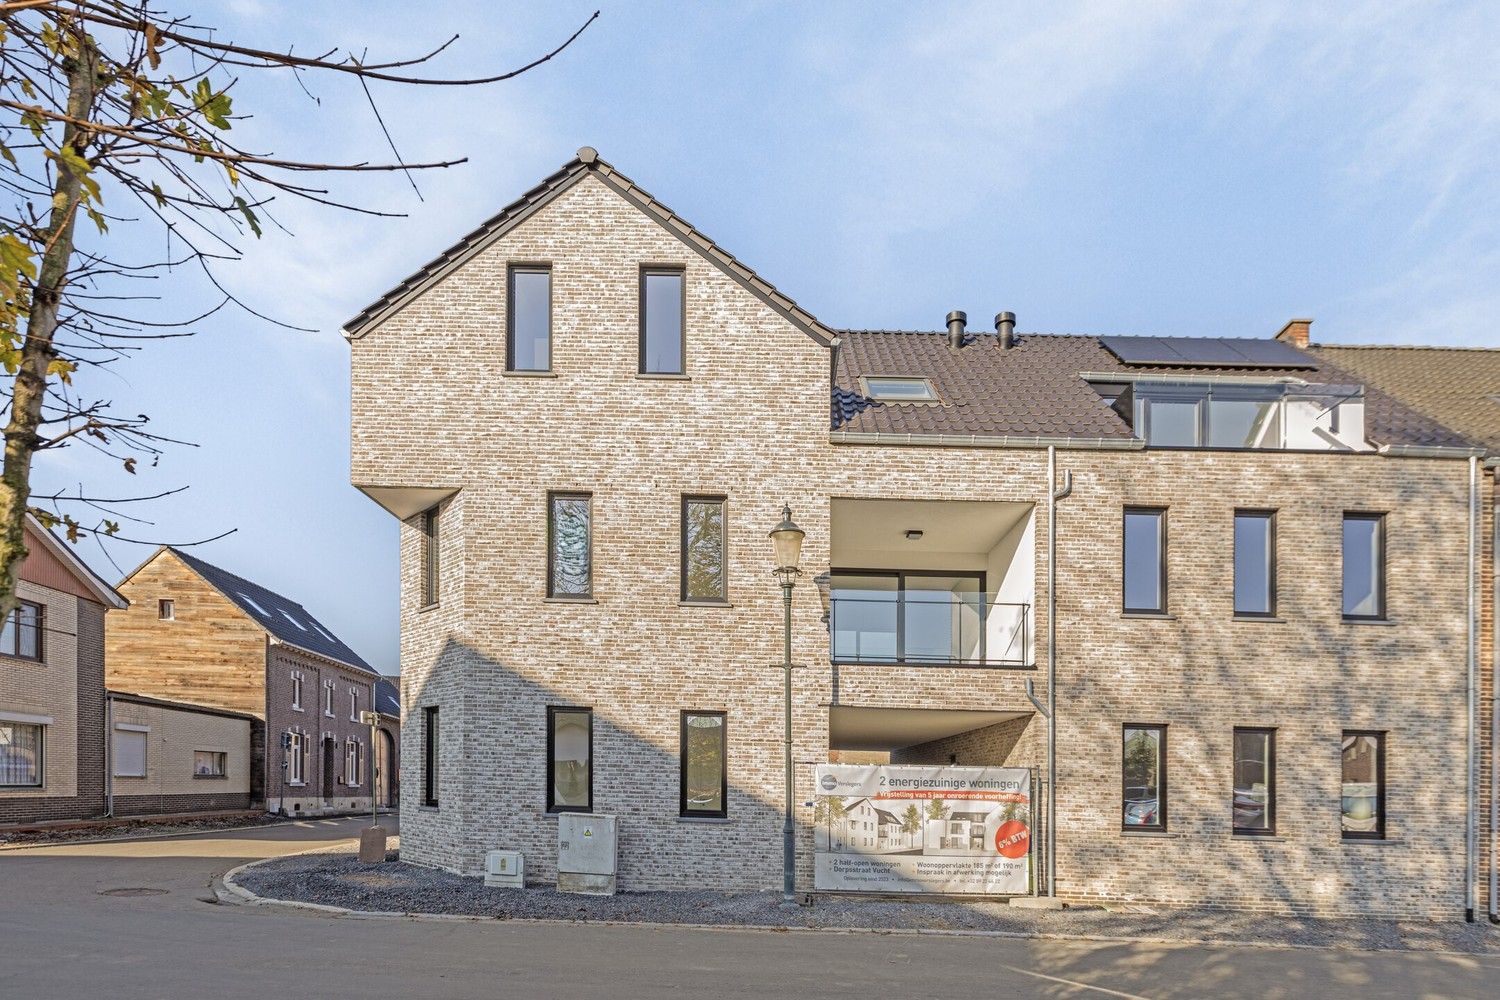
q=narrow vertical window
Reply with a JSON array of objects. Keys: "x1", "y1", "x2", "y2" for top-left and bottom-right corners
[
  {"x1": 0, "y1": 600, "x2": 43, "y2": 659},
  {"x1": 1122, "y1": 724, "x2": 1166, "y2": 830},
  {"x1": 420, "y1": 505, "x2": 440, "y2": 607},
  {"x1": 1233, "y1": 510, "x2": 1276, "y2": 617},
  {"x1": 1341, "y1": 731, "x2": 1385, "y2": 839},
  {"x1": 285, "y1": 731, "x2": 304, "y2": 784},
  {"x1": 323, "y1": 681, "x2": 334, "y2": 717},
  {"x1": 680, "y1": 711, "x2": 727, "y2": 818},
  {"x1": 547, "y1": 492, "x2": 592, "y2": 598},
  {"x1": 345, "y1": 739, "x2": 359, "y2": 786},
  {"x1": 680, "y1": 496, "x2": 727, "y2": 603},
  {"x1": 507, "y1": 264, "x2": 552, "y2": 372},
  {"x1": 1122, "y1": 508, "x2": 1167, "y2": 614},
  {"x1": 290, "y1": 673, "x2": 303, "y2": 711},
  {"x1": 639, "y1": 267, "x2": 685, "y2": 375},
  {"x1": 158, "y1": 598, "x2": 175, "y2": 620},
  {"x1": 350, "y1": 688, "x2": 358, "y2": 722},
  {"x1": 422, "y1": 706, "x2": 439, "y2": 807},
  {"x1": 1232, "y1": 728, "x2": 1275, "y2": 835},
  {"x1": 1342, "y1": 513, "x2": 1385, "y2": 620},
  {"x1": 0, "y1": 722, "x2": 42, "y2": 786},
  {"x1": 547, "y1": 706, "x2": 592, "y2": 813}
]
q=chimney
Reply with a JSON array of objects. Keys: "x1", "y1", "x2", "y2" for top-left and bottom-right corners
[
  {"x1": 995, "y1": 311, "x2": 1016, "y2": 349},
  {"x1": 1275, "y1": 318, "x2": 1313, "y2": 349},
  {"x1": 946, "y1": 310, "x2": 967, "y2": 349}
]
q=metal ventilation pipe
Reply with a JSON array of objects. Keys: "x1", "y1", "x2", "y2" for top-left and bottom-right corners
[
  {"x1": 996, "y1": 311, "x2": 1016, "y2": 349},
  {"x1": 946, "y1": 310, "x2": 967, "y2": 349}
]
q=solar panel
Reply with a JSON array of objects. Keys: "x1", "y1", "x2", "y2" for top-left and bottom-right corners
[{"x1": 1101, "y1": 336, "x2": 1316, "y2": 369}]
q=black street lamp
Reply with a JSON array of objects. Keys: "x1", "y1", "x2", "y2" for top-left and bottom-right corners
[{"x1": 768, "y1": 504, "x2": 804, "y2": 907}]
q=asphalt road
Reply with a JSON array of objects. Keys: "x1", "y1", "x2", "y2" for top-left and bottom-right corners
[{"x1": 1, "y1": 816, "x2": 1495, "y2": 999}]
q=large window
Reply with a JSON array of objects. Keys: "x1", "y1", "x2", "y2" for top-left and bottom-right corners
[
  {"x1": 680, "y1": 496, "x2": 727, "y2": 603},
  {"x1": 285, "y1": 730, "x2": 305, "y2": 784},
  {"x1": 639, "y1": 267, "x2": 685, "y2": 375},
  {"x1": 0, "y1": 721, "x2": 42, "y2": 786},
  {"x1": 547, "y1": 492, "x2": 593, "y2": 598},
  {"x1": 1122, "y1": 724, "x2": 1166, "y2": 831},
  {"x1": 112, "y1": 726, "x2": 147, "y2": 778},
  {"x1": 1341, "y1": 731, "x2": 1385, "y2": 839},
  {"x1": 828, "y1": 571, "x2": 987, "y2": 665},
  {"x1": 680, "y1": 711, "x2": 727, "y2": 818},
  {"x1": 422, "y1": 706, "x2": 439, "y2": 807},
  {"x1": 194, "y1": 750, "x2": 227, "y2": 777},
  {"x1": 1232, "y1": 728, "x2": 1275, "y2": 835},
  {"x1": 1233, "y1": 510, "x2": 1276, "y2": 617},
  {"x1": 1123, "y1": 508, "x2": 1167, "y2": 614},
  {"x1": 420, "y1": 504, "x2": 440, "y2": 607},
  {"x1": 506, "y1": 264, "x2": 552, "y2": 372},
  {"x1": 0, "y1": 600, "x2": 43, "y2": 660},
  {"x1": 547, "y1": 706, "x2": 592, "y2": 813},
  {"x1": 1134, "y1": 384, "x2": 1284, "y2": 449},
  {"x1": 1342, "y1": 513, "x2": 1385, "y2": 620}
]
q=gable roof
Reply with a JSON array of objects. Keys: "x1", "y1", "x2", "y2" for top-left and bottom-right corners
[
  {"x1": 832, "y1": 330, "x2": 1478, "y2": 453},
  {"x1": 152, "y1": 548, "x2": 376, "y2": 675},
  {"x1": 342, "y1": 147, "x2": 836, "y2": 347},
  {"x1": 23, "y1": 515, "x2": 127, "y2": 609},
  {"x1": 1308, "y1": 344, "x2": 1500, "y2": 456}
]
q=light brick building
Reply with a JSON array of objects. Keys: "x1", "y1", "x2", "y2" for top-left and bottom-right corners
[
  {"x1": 346, "y1": 149, "x2": 1487, "y2": 918},
  {"x1": 107, "y1": 547, "x2": 394, "y2": 816}
]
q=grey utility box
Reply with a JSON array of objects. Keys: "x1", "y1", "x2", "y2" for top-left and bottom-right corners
[{"x1": 557, "y1": 813, "x2": 618, "y2": 895}]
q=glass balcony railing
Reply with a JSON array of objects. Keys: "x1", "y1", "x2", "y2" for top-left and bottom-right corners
[{"x1": 828, "y1": 584, "x2": 1032, "y2": 668}]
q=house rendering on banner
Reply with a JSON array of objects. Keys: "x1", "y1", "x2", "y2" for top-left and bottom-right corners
[{"x1": 345, "y1": 147, "x2": 1491, "y2": 919}]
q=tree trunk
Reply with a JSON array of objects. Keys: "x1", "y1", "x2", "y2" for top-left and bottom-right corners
[{"x1": 0, "y1": 38, "x2": 96, "y2": 617}]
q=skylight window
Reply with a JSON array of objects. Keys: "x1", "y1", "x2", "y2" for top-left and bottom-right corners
[
  {"x1": 312, "y1": 622, "x2": 336, "y2": 643},
  {"x1": 237, "y1": 592, "x2": 270, "y2": 616},
  {"x1": 863, "y1": 376, "x2": 937, "y2": 402},
  {"x1": 278, "y1": 608, "x2": 309, "y2": 631}
]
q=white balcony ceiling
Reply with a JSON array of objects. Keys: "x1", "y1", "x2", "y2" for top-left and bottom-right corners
[
  {"x1": 830, "y1": 498, "x2": 1032, "y2": 560},
  {"x1": 829, "y1": 705, "x2": 1031, "y2": 751}
]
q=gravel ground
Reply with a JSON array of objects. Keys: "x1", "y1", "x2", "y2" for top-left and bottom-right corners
[
  {"x1": 0, "y1": 813, "x2": 287, "y2": 846},
  {"x1": 235, "y1": 849, "x2": 1499, "y2": 954}
]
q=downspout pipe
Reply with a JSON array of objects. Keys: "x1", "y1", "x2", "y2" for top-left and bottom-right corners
[
  {"x1": 1489, "y1": 461, "x2": 1499, "y2": 925},
  {"x1": 1045, "y1": 445, "x2": 1072, "y2": 898},
  {"x1": 105, "y1": 693, "x2": 114, "y2": 818},
  {"x1": 1465, "y1": 456, "x2": 1480, "y2": 921}
]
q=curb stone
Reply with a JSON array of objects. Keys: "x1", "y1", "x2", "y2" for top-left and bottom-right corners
[{"x1": 219, "y1": 851, "x2": 1491, "y2": 957}]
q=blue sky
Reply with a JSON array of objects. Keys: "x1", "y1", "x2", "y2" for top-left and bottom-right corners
[{"x1": 35, "y1": 2, "x2": 1500, "y2": 673}]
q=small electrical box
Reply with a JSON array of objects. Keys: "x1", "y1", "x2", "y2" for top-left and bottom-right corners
[{"x1": 484, "y1": 850, "x2": 524, "y2": 889}]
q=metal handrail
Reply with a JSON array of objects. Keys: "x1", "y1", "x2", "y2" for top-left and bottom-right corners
[{"x1": 828, "y1": 594, "x2": 1032, "y2": 667}]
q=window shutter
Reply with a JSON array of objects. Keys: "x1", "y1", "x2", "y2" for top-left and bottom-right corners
[{"x1": 113, "y1": 729, "x2": 147, "y2": 777}]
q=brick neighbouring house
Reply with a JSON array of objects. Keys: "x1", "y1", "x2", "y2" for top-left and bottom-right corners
[
  {"x1": 345, "y1": 147, "x2": 1486, "y2": 919},
  {"x1": 106, "y1": 547, "x2": 396, "y2": 817},
  {"x1": 0, "y1": 516, "x2": 127, "y2": 825},
  {"x1": 1305, "y1": 341, "x2": 1500, "y2": 923}
]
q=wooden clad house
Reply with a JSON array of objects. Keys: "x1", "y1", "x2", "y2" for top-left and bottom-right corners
[{"x1": 107, "y1": 548, "x2": 394, "y2": 816}]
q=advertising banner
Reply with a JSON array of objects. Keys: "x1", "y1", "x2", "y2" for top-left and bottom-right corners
[{"x1": 813, "y1": 763, "x2": 1031, "y2": 895}]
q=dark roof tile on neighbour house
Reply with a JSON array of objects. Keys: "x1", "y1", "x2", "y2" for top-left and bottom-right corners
[
  {"x1": 832, "y1": 330, "x2": 1478, "y2": 451},
  {"x1": 167, "y1": 548, "x2": 376, "y2": 675},
  {"x1": 1309, "y1": 344, "x2": 1500, "y2": 456},
  {"x1": 374, "y1": 677, "x2": 400, "y2": 719}
]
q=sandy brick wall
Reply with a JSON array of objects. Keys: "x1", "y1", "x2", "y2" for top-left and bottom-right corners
[
  {"x1": 0, "y1": 581, "x2": 81, "y2": 802},
  {"x1": 108, "y1": 699, "x2": 250, "y2": 801},
  {"x1": 352, "y1": 172, "x2": 1480, "y2": 918}
]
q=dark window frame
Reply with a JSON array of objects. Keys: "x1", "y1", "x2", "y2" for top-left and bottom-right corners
[
  {"x1": 1232, "y1": 509, "x2": 1278, "y2": 618},
  {"x1": 1121, "y1": 723, "x2": 1168, "y2": 832},
  {"x1": 1232, "y1": 726, "x2": 1277, "y2": 836},
  {"x1": 420, "y1": 505, "x2": 440, "y2": 608},
  {"x1": 0, "y1": 599, "x2": 43, "y2": 661},
  {"x1": 827, "y1": 568, "x2": 990, "y2": 665},
  {"x1": 680, "y1": 495, "x2": 728, "y2": 604},
  {"x1": 158, "y1": 598, "x2": 175, "y2": 621},
  {"x1": 1341, "y1": 512, "x2": 1387, "y2": 621},
  {"x1": 1122, "y1": 507, "x2": 1168, "y2": 615},
  {"x1": 638, "y1": 264, "x2": 687, "y2": 375},
  {"x1": 1341, "y1": 729, "x2": 1386, "y2": 841},
  {"x1": 546, "y1": 492, "x2": 594, "y2": 599},
  {"x1": 506, "y1": 262, "x2": 553, "y2": 373},
  {"x1": 679, "y1": 710, "x2": 728, "y2": 819},
  {"x1": 422, "y1": 706, "x2": 439, "y2": 807},
  {"x1": 546, "y1": 705, "x2": 593, "y2": 814}
]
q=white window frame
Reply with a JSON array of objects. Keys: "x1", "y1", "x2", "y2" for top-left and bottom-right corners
[
  {"x1": 344, "y1": 738, "x2": 360, "y2": 786},
  {"x1": 323, "y1": 680, "x2": 335, "y2": 717},
  {"x1": 291, "y1": 671, "x2": 304, "y2": 712},
  {"x1": 349, "y1": 688, "x2": 358, "y2": 722},
  {"x1": 286, "y1": 730, "x2": 305, "y2": 784},
  {"x1": 112, "y1": 723, "x2": 149, "y2": 778},
  {"x1": 158, "y1": 598, "x2": 175, "y2": 621}
]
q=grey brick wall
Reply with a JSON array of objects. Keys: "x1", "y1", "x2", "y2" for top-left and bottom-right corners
[{"x1": 352, "y1": 171, "x2": 1480, "y2": 918}]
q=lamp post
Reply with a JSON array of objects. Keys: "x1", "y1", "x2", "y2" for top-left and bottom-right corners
[{"x1": 769, "y1": 504, "x2": 804, "y2": 907}]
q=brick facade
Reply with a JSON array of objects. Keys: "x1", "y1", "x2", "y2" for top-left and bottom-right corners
[
  {"x1": 351, "y1": 168, "x2": 1484, "y2": 919},
  {"x1": 264, "y1": 646, "x2": 378, "y2": 816}
]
